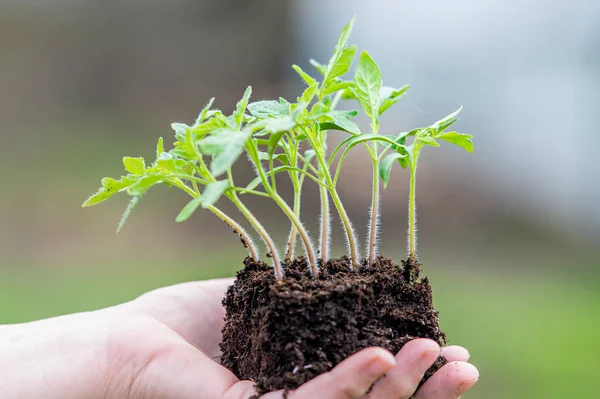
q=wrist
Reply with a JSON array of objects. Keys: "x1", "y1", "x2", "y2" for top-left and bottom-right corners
[{"x1": 0, "y1": 312, "x2": 112, "y2": 399}]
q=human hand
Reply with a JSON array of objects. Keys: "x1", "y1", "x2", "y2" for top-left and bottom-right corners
[{"x1": 0, "y1": 278, "x2": 478, "y2": 398}]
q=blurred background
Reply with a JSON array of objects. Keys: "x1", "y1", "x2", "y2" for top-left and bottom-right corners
[{"x1": 1, "y1": 1, "x2": 598, "y2": 398}]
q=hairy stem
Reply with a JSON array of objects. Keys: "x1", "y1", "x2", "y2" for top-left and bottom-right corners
[
  {"x1": 408, "y1": 160, "x2": 418, "y2": 260},
  {"x1": 173, "y1": 178, "x2": 261, "y2": 262},
  {"x1": 319, "y1": 183, "x2": 330, "y2": 263},
  {"x1": 303, "y1": 127, "x2": 360, "y2": 269},
  {"x1": 285, "y1": 179, "x2": 301, "y2": 260},
  {"x1": 367, "y1": 144, "x2": 380, "y2": 266},
  {"x1": 207, "y1": 204, "x2": 259, "y2": 261},
  {"x1": 248, "y1": 141, "x2": 318, "y2": 276},
  {"x1": 228, "y1": 193, "x2": 283, "y2": 280}
]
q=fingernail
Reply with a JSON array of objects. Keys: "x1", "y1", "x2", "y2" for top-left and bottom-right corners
[
  {"x1": 418, "y1": 348, "x2": 440, "y2": 373},
  {"x1": 367, "y1": 350, "x2": 396, "y2": 376},
  {"x1": 456, "y1": 377, "x2": 479, "y2": 396}
]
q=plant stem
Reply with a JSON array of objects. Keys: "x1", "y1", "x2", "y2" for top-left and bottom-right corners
[
  {"x1": 207, "y1": 204, "x2": 259, "y2": 261},
  {"x1": 319, "y1": 183, "x2": 330, "y2": 263},
  {"x1": 172, "y1": 178, "x2": 260, "y2": 262},
  {"x1": 228, "y1": 193, "x2": 284, "y2": 279},
  {"x1": 285, "y1": 178, "x2": 300, "y2": 260},
  {"x1": 271, "y1": 191, "x2": 318, "y2": 276},
  {"x1": 247, "y1": 141, "x2": 318, "y2": 276},
  {"x1": 303, "y1": 127, "x2": 360, "y2": 270},
  {"x1": 367, "y1": 142, "x2": 380, "y2": 266},
  {"x1": 408, "y1": 159, "x2": 418, "y2": 260}
]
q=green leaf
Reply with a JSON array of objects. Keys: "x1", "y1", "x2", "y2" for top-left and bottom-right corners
[
  {"x1": 198, "y1": 128, "x2": 252, "y2": 177},
  {"x1": 320, "y1": 110, "x2": 361, "y2": 135},
  {"x1": 432, "y1": 106, "x2": 463, "y2": 133},
  {"x1": 201, "y1": 180, "x2": 229, "y2": 208},
  {"x1": 122, "y1": 157, "x2": 145, "y2": 175},
  {"x1": 264, "y1": 116, "x2": 296, "y2": 133},
  {"x1": 156, "y1": 137, "x2": 164, "y2": 157},
  {"x1": 126, "y1": 175, "x2": 163, "y2": 196},
  {"x1": 379, "y1": 153, "x2": 406, "y2": 188},
  {"x1": 176, "y1": 196, "x2": 202, "y2": 223},
  {"x1": 82, "y1": 176, "x2": 137, "y2": 207},
  {"x1": 437, "y1": 131, "x2": 474, "y2": 152},
  {"x1": 171, "y1": 122, "x2": 190, "y2": 141},
  {"x1": 292, "y1": 65, "x2": 318, "y2": 87},
  {"x1": 268, "y1": 131, "x2": 287, "y2": 156},
  {"x1": 117, "y1": 195, "x2": 140, "y2": 233},
  {"x1": 309, "y1": 59, "x2": 326, "y2": 75},
  {"x1": 322, "y1": 79, "x2": 354, "y2": 97},
  {"x1": 324, "y1": 45, "x2": 357, "y2": 89},
  {"x1": 324, "y1": 17, "x2": 355, "y2": 84},
  {"x1": 247, "y1": 101, "x2": 289, "y2": 118},
  {"x1": 192, "y1": 113, "x2": 229, "y2": 138},
  {"x1": 233, "y1": 86, "x2": 252, "y2": 128},
  {"x1": 352, "y1": 51, "x2": 382, "y2": 132},
  {"x1": 416, "y1": 129, "x2": 440, "y2": 147},
  {"x1": 194, "y1": 98, "x2": 215, "y2": 126},
  {"x1": 299, "y1": 83, "x2": 319, "y2": 105},
  {"x1": 378, "y1": 85, "x2": 410, "y2": 116}
]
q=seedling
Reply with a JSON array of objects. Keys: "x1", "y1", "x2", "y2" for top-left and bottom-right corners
[
  {"x1": 83, "y1": 18, "x2": 476, "y2": 393},
  {"x1": 83, "y1": 17, "x2": 473, "y2": 280}
]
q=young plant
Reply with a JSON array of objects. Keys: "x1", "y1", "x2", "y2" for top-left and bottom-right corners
[{"x1": 82, "y1": 17, "x2": 473, "y2": 285}]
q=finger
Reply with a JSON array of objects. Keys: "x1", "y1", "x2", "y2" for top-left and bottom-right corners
[
  {"x1": 441, "y1": 346, "x2": 470, "y2": 362},
  {"x1": 412, "y1": 361, "x2": 479, "y2": 399},
  {"x1": 261, "y1": 347, "x2": 396, "y2": 399},
  {"x1": 369, "y1": 338, "x2": 440, "y2": 399},
  {"x1": 134, "y1": 278, "x2": 234, "y2": 355}
]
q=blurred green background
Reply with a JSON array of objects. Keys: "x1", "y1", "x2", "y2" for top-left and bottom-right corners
[{"x1": 1, "y1": 1, "x2": 598, "y2": 398}]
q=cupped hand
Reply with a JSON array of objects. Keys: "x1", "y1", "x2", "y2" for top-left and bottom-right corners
[{"x1": 0, "y1": 278, "x2": 478, "y2": 398}]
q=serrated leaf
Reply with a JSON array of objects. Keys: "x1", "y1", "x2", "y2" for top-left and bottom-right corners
[
  {"x1": 123, "y1": 157, "x2": 145, "y2": 175},
  {"x1": 352, "y1": 51, "x2": 382, "y2": 132},
  {"x1": 200, "y1": 180, "x2": 229, "y2": 208},
  {"x1": 309, "y1": 59, "x2": 326, "y2": 75},
  {"x1": 379, "y1": 153, "x2": 406, "y2": 188},
  {"x1": 437, "y1": 131, "x2": 474, "y2": 152},
  {"x1": 191, "y1": 114, "x2": 229, "y2": 138},
  {"x1": 264, "y1": 116, "x2": 296, "y2": 133},
  {"x1": 324, "y1": 17, "x2": 355, "y2": 84},
  {"x1": 432, "y1": 106, "x2": 463, "y2": 133},
  {"x1": 378, "y1": 85, "x2": 410, "y2": 116},
  {"x1": 198, "y1": 128, "x2": 252, "y2": 177},
  {"x1": 117, "y1": 195, "x2": 140, "y2": 233},
  {"x1": 176, "y1": 196, "x2": 202, "y2": 223},
  {"x1": 292, "y1": 65, "x2": 317, "y2": 87},
  {"x1": 82, "y1": 176, "x2": 137, "y2": 207},
  {"x1": 126, "y1": 175, "x2": 163, "y2": 196},
  {"x1": 321, "y1": 110, "x2": 361, "y2": 135},
  {"x1": 417, "y1": 134, "x2": 440, "y2": 147},
  {"x1": 233, "y1": 86, "x2": 252, "y2": 128},
  {"x1": 324, "y1": 45, "x2": 357, "y2": 88},
  {"x1": 299, "y1": 83, "x2": 319, "y2": 106},
  {"x1": 194, "y1": 98, "x2": 215, "y2": 126},
  {"x1": 171, "y1": 122, "x2": 190, "y2": 141},
  {"x1": 247, "y1": 101, "x2": 289, "y2": 118}
]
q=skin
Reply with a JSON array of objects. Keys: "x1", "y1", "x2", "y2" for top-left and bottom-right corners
[{"x1": 0, "y1": 278, "x2": 478, "y2": 398}]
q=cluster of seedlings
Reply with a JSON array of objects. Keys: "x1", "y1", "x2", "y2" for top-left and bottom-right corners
[{"x1": 84, "y1": 18, "x2": 473, "y2": 393}]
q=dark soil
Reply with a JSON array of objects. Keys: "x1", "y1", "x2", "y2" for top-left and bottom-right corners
[{"x1": 220, "y1": 256, "x2": 447, "y2": 395}]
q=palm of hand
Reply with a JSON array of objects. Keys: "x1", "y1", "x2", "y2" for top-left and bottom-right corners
[{"x1": 107, "y1": 278, "x2": 478, "y2": 398}]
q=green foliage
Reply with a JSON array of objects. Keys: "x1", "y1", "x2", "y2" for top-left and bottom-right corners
[{"x1": 83, "y1": 17, "x2": 474, "y2": 277}]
